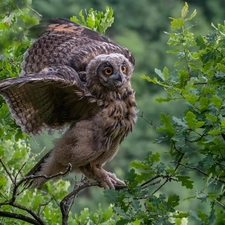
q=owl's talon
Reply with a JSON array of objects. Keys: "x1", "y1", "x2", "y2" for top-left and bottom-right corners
[{"x1": 99, "y1": 170, "x2": 126, "y2": 189}]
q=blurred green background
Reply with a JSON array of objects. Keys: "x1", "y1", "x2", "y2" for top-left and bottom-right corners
[{"x1": 29, "y1": 0, "x2": 225, "y2": 216}]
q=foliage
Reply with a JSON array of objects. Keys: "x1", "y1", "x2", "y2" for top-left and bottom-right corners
[
  {"x1": 140, "y1": 2, "x2": 225, "y2": 224},
  {"x1": 70, "y1": 6, "x2": 114, "y2": 34}
]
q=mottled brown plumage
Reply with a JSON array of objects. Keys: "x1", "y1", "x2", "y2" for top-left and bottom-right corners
[{"x1": 0, "y1": 18, "x2": 137, "y2": 189}]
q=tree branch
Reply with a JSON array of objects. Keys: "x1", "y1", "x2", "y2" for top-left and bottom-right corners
[
  {"x1": 60, "y1": 178, "x2": 99, "y2": 225},
  {"x1": 140, "y1": 175, "x2": 161, "y2": 188},
  {"x1": 0, "y1": 210, "x2": 41, "y2": 225},
  {"x1": 151, "y1": 175, "x2": 178, "y2": 195},
  {"x1": 139, "y1": 111, "x2": 158, "y2": 129},
  {"x1": 0, "y1": 158, "x2": 14, "y2": 183},
  {"x1": 178, "y1": 163, "x2": 225, "y2": 184}
]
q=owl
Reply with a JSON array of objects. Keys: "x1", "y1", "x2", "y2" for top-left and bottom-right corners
[{"x1": 0, "y1": 18, "x2": 137, "y2": 189}]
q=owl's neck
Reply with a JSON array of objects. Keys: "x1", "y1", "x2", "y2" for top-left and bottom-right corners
[
  {"x1": 91, "y1": 86, "x2": 129, "y2": 103},
  {"x1": 87, "y1": 81, "x2": 137, "y2": 132},
  {"x1": 93, "y1": 83, "x2": 137, "y2": 123}
]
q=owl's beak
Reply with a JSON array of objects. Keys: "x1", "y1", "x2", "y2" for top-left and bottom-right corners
[{"x1": 111, "y1": 72, "x2": 123, "y2": 82}]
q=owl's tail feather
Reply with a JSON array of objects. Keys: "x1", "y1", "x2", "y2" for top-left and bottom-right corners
[{"x1": 24, "y1": 149, "x2": 68, "y2": 188}]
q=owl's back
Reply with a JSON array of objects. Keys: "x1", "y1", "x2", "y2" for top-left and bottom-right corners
[{"x1": 21, "y1": 18, "x2": 135, "y2": 76}]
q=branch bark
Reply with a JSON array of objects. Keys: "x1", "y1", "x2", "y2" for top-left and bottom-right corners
[
  {"x1": 60, "y1": 178, "x2": 99, "y2": 225},
  {"x1": 0, "y1": 211, "x2": 42, "y2": 225}
]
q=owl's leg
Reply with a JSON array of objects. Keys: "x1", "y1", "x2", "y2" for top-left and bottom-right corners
[
  {"x1": 80, "y1": 164, "x2": 114, "y2": 189},
  {"x1": 80, "y1": 164, "x2": 126, "y2": 189}
]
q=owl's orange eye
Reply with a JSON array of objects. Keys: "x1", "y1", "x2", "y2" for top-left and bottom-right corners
[
  {"x1": 104, "y1": 67, "x2": 113, "y2": 75},
  {"x1": 121, "y1": 66, "x2": 127, "y2": 73}
]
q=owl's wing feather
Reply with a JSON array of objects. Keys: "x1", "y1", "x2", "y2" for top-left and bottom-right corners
[{"x1": 0, "y1": 66, "x2": 98, "y2": 135}]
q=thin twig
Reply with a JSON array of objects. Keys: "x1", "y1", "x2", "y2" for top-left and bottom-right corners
[
  {"x1": 141, "y1": 175, "x2": 161, "y2": 188},
  {"x1": 139, "y1": 112, "x2": 158, "y2": 129},
  {"x1": 141, "y1": 179, "x2": 161, "y2": 190},
  {"x1": 151, "y1": 175, "x2": 178, "y2": 195},
  {"x1": 174, "y1": 153, "x2": 185, "y2": 171},
  {"x1": 15, "y1": 161, "x2": 27, "y2": 181},
  {"x1": 152, "y1": 178, "x2": 169, "y2": 195},
  {"x1": 0, "y1": 158, "x2": 14, "y2": 183},
  {"x1": 37, "y1": 197, "x2": 54, "y2": 216},
  {"x1": 178, "y1": 163, "x2": 225, "y2": 184}
]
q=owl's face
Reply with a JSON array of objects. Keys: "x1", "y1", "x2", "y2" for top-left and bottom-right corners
[{"x1": 86, "y1": 53, "x2": 133, "y2": 90}]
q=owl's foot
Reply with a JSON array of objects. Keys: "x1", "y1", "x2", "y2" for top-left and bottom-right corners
[
  {"x1": 103, "y1": 170, "x2": 126, "y2": 189},
  {"x1": 80, "y1": 165, "x2": 126, "y2": 189}
]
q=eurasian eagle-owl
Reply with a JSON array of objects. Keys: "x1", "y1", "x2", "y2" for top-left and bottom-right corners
[{"x1": 0, "y1": 18, "x2": 137, "y2": 189}]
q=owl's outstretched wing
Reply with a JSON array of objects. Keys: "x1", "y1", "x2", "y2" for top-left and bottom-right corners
[
  {"x1": 21, "y1": 18, "x2": 135, "y2": 76},
  {"x1": 0, "y1": 66, "x2": 98, "y2": 135}
]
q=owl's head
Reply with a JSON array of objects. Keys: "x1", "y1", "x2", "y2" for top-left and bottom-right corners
[{"x1": 86, "y1": 53, "x2": 134, "y2": 91}]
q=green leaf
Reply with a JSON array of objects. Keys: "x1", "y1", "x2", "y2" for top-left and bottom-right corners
[
  {"x1": 221, "y1": 118, "x2": 225, "y2": 128},
  {"x1": 130, "y1": 160, "x2": 149, "y2": 169},
  {"x1": 170, "y1": 18, "x2": 185, "y2": 30},
  {"x1": 205, "y1": 113, "x2": 217, "y2": 123},
  {"x1": 181, "y1": 2, "x2": 189, "y2": 19},
  {"x1": 197, "y1": 210, "x2": 208, "y2": 222},
  {"x1": 102, "y1": 206, "x2": 114, "y2": 222},
  {"x1": 208, "y1": 128, "x2": 221, "y2": 135},
  {"x1": 151, "y1": 152, "x2": 161, "y2": 163},
  {"x1": 176, "y1": 176, "x2": 194, "y2": 189},
  {"x1": 157, "y1": 113, "x2": 175, "y2": 136},
  {"x1": 155, "y1": 68, "x2": 165, "y2": 81},
  {"x1": 187, "y1": 9, "x2": 197, "y2": 21},
  {"x1": 78, "y1": 208, "x2": 90, "y2": 223},
  {"x1": 184, "y1": 111, "x2": 204, "y2": 129},
  {"x1": 155, "y1": 97, "x2": 174, "y2": 103},
  {"x1": 216, "y1": 63, "x2": 225, "y2": 74},
  {"x1": 163, "y1": 67, "x2": 169, "y2": 81},
  {"x1": 210, "y1": 95, "x2": 222, "y2": 108},
  {"x1": 132, "y1": 219, "x2": 141, "y2": 225},
  {"x1": 167, "y1": 194, "x2": 180, "y2": 208},
  {"x1": 184, "y1": 111, "x2": 196, "y2": 129},
  {"x1": 198, "y1": 97, "x2": 209, "y2": 110},
  {"x1": 114, "y1": 207, "x2": 130, "y2": 220},
  {"x1": 196, "y1": 35, "x2": 205, "y2": 49},
  {"x1": 172, "y1": 116, "x2": 187, "y2": 128}
]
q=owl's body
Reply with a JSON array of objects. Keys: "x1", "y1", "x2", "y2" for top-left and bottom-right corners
[{"x1": 0, "y1": 18, "x2": 137, "y2": 189}]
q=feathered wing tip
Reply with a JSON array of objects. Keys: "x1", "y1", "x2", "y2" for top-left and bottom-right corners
[
  {"x1": 0, "y1": 66, "x2": 98, "y2": 135},
  {"x1": 24, "y1": 149, "x2": 71, "y2": 188},
  {"x1": 24, "y1": 150, "x2": 53, "y2": 188}
]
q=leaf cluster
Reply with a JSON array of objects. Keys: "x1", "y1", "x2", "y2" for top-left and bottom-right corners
[
  {"x1": 140, "y1": 2, "x2": 225, "y2": 224},
  {"x1": 70, "y1": 6, "x2": 114, "y2": 34}
]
